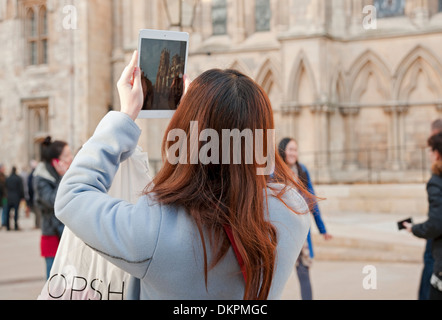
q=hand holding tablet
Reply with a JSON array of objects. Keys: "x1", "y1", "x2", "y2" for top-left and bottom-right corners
[{"x1": 117, "y1": 50, "x2": 144, "y2": 121}]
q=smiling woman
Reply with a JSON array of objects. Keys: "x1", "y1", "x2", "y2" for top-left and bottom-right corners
[{"x1": 278, "y1": 137, "x2": 331, "y2": 300}]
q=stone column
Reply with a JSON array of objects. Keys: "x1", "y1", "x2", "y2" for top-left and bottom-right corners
[
  {"x1": 330, "y1": 0, "x2": 347, "y2": 37},
  {"x1": 340, "y1": 107, "x2": 360, "y2": 170},
  {"x1": 232, "y1": 0, "x2": 246, "y2": 44},
  {"x1": 311, "y1": 0, "x2": 326, "y2": 33},
  {"x1": 436, "y1": 103, "x2": 442, "y2": 117},
  {"x1": 397, "y1": 105, "x2": 409, "y2": 169},
  {"x1": 289, "y1": 0, "x2": 310, "y2": 30},
  {"x1": 275, "y1": 0, "x2": 290, "y2": 32},
  {"x1": 281, "y1": 102, "x2": 302, "y2": 140},
  {"x1": 311, "y1": 104, "x2": 335, "y2": 183},
  {"x1": 384, "y1": 105, "x2": 408, "y2": 170},
  {"x1": 111, "y1": 0, "x2": 124, "y2": 110},
  {"x1": 349, "y1": 0, "x2": 363, "y2": 35}
]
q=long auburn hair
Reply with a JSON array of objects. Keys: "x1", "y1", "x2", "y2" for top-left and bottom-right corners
[{"x1": 146, "y1": 69, "x2": 312, "y2": 300}]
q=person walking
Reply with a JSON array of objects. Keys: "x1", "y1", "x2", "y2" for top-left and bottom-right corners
[
  {"x1": 4, "y1": 167, "x2": 25, "y2": 231},
  {"x1": 415, "y1": 119, "x2": 442, "y2": 300},
  {"x1": 27, "y1": 160, "x2": 40, "y2": 229},
  {"x1": 404, "y1": 132, "x2": 442, "y2": 300},
  {"x1": 54, "y1": 51, "x2": 312, "y2": 300},
  {"x1": 34, "y1": 137, "x2": 73, "y2": 279},
  {"x1": 0, "y1": 164, "x2": 7, "y2": 230},
  {"x1": 278, "y1": 137, "x2": 332, "y2": 300}
]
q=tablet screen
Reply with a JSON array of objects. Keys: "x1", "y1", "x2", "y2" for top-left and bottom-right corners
[{"x1": 139, "y1": 38, "x2": 188, "y2": 111}]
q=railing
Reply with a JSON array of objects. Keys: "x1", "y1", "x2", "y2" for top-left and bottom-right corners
[
  {"x1": 302, "y1": 145, "x2": 432, "y2": 185},
  {"x1": 147, "y1": 145, "x2": 433, "y2": 184}
]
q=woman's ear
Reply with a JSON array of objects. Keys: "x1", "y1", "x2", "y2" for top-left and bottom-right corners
[
  {"x1": 436, "y1": 151, "x2": 442, "y2": 161},
  {"x1": 52, "y1": 159, "x2": 60, "y2": 168}
]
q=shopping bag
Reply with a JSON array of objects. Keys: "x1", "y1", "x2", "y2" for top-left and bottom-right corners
[{"x1": 37, "y1": 146, "x2": 152, "y2": 300}]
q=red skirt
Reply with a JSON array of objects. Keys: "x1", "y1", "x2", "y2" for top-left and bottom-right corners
[{"x1": 40, "y1": 235, "x2": 60, "y2": 258}]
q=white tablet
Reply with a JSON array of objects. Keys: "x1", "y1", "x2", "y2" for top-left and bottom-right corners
[{"x1": 137, "y1": 29, "x2": 189, "y2": 119}]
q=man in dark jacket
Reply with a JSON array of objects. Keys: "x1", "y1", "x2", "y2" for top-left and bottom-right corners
[
  {"x1": 5, "y1": 167, "x2": 25, "y2": 231},
  {"x1": 410, "y1": 172, "x2": 442, "y2": 300},
  {"x1": 0, "y1": 164, "x2": 7, "y2": 229}
]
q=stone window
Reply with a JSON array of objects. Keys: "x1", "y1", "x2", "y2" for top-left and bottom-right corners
[
  {"x1": 255, "y1": 0, "x2": 271, "y2": 32},
  {"x1": 212, "y1": 0, "x2": 227, "y2": 35},
  {"x1": 40, "y1": 5, "x2": 48, "y2": 64},
  {"x1": 374, "y1": 0, "x2": 405, "y2": 18},
  {"x1": 23, "y1": 1, "x2": 47, "y2": 65},
  {"x1": 25, "y1": 100, "x2": 49, "y2": 162}
]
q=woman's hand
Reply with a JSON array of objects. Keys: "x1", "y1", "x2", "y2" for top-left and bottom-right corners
[
  {"x1": 322, "y1": 233, "x2": 333, "y2": 241},
  {"x1": 117, "y1": 51, "x2": 143, "y2": 121}
]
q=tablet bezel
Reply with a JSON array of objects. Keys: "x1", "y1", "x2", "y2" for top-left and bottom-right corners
[{"x1": 137, "y1": 29, "x2": 189, "y2": 119}]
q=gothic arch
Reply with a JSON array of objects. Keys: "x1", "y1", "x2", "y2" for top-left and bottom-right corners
[
  {"x1": 347, "y1": 50, "x2": 391, "y2": 103},
  {"x1": 228, "y1": 59, "x2": 252, "y2": 78},
  {"x1": 393, "y1": 45, "x2": 442, "y2": 101},
  {"x1": 255, "y1": 57, "x2": 281, "y2": 95},
  {"x1": 288, "y1": 51, "x2": 318, "y2": 103}
]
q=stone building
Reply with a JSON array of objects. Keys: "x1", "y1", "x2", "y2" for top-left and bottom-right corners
[{"x1": 1, "y1": 0, "x2": 442, "y2": 190}]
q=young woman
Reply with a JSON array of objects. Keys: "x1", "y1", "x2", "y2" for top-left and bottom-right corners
[
  {"x1": 33, "y1": 137, "x2": 73, "y2": 279},
  {"x1": 55, "y1": 51, "x2": 311, "y2": 300},
  {"x1": 278, "y1": 138, "x2": 332, "y2": 300},
  {"x1": 404, "y1": 132, "x2": 442, "y2": 300}
]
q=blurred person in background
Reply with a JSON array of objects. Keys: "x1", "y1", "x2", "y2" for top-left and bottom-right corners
[
  {"x1": 0, "y1": 164, "x2": 7, "y2": 230},
  {"x1": 33, "y1": 137, "x2": 73, "y2": 279},
  {"x1": 27, "y1": 160, "x2": 40, "y2": 229},
  {"x1": 19, "y1": 166, "x2": 30, "y2": 219},
  {"x1": 279, "y1": 137, "x2": 332, "y2": 300},
  {"x1": 4, "y1": 166, "x2": 25, "y2": 231},
  {"x1": 415, "y1": 119, "x2": 442, "y2": 300},
  {"x1": 404, "y1": 132, "x2": 442, "y2": 300}
]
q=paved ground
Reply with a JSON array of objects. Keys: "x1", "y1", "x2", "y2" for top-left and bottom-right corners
[
  {"x1": 0, "y1": 211, "x2": 426, "y2": 300},
  {"x1": 0, "y1": 215, "x2": 46, "y2": 300},
  {"x1": 282, "y1": 260, "x2": 422, "y2": 300}
]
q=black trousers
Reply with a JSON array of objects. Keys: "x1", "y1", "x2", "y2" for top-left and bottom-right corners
[{"x1": 5, "y1": 202, "x2": 20, "y2": 230}]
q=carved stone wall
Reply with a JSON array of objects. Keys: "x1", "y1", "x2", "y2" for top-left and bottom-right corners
[{"x1": 1, "y1": 0, "x2": 442, "y2": 183}]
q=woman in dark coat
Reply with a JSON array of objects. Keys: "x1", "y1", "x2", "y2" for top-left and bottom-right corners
[
  {"x1": 33, "y1": 137, "x2": 73, "y2": 279},
  {"x1": 404, "y1": 132, "x2": 442, "y2": 300}
]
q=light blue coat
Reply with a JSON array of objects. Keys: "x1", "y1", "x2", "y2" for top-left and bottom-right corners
[{"x1": 55, "y1": 111, "x2": 311, "y2": 300}]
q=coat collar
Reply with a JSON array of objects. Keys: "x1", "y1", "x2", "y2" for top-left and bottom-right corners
[{"x1": 33, "y1": 162, "x2": 59, "y2": 183}]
